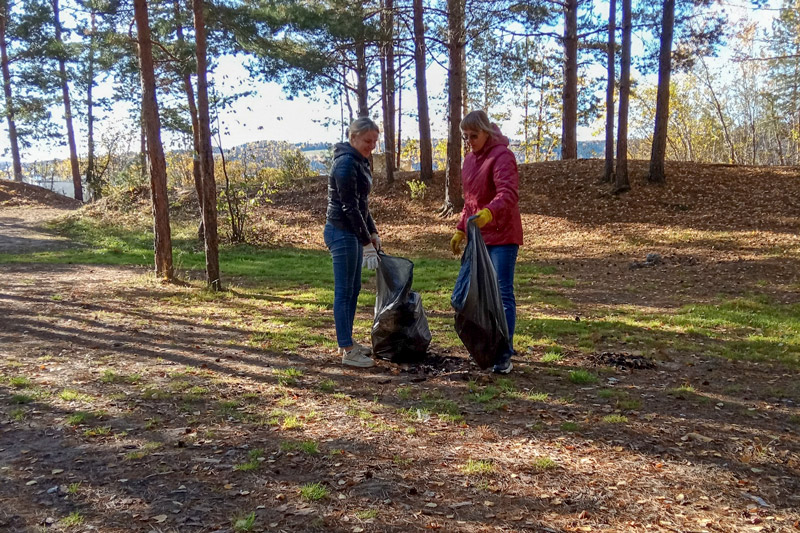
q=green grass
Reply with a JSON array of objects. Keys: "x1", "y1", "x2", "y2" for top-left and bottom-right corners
[
  {"x1": 11, "y1": 408, "x2": 26, "y2": 421},
  {"x1": 101, "y1": 370, "x2": 141, "y2": 384},
  {"x1": 280, "y1": 440, "x2": 319, "y2": 454},
  {"x1": 275, "y1": 367, "x2": 303, "y2": 386},
  {"x1": 60, "y1": 512, "x2": 84, "y2": 527},
  {"x1": 83, "y1": 426, "x2": 112, "y2": 437},
  {"x1": 568, "y1": 369, "x2": 598, "y2": 385},
  {"x1": 532, "y1": 456, "x2": 558, "y2": 470},
  {"x1": 602, "y1": 414, "x2": 628, "y2": 424},
  {"x1": 281, "y1": 415, "x2": 303, "y2": 430},
  {"x1": 66, "y1": 412, "x2": 91, "y2": 425},
  {"x1": 461, "y1": 459, "x2": 493, "y2": 475},
  {"x1": 318, "y1": 379, "x2": 336, "y2": 393},
  {"x1": 9, "y1": 376, "x2": 31, "y2": 388},
  {"x1": 66, "y1": 482, "x2": 81, "y2": 495},
  {"x1": 11, "y1": 393, "x2": 34, "y2": 404},
  {"x1": 124, "y1": 441, "x2": 162, "y2": 461},
  {"x1": 560, "y1": 421, "x2": 579, "y2": 432},
  {"x1": 524, "y1": 391, "x2": 550, "y2": 402},
  {"x1": 355, "y1": 509, "x2": 378, "y2": 519},
  {"x1": 299, "y1": 482, "x2": 328, "y2": 501},
  {"x1": 59, "y1": 389, "x2": 93, "y2": 402},
  {"x1": 234, "y1": 449, "x2": 265, "y2": 471},
  {"x1": 541, "y1": 350, "x2": 564, "y2": 363},
  {"x1": 396, "y1": 385, "x2": 412, "y2": 400},
  {"x1": 233, "y1": 511, "x2": 256, "y2": 532}
]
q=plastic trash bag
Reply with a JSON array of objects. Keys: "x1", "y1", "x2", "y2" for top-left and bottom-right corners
[
  {"x1": 451, "y1": 216, "x2": 510, "y2": 369},
  {"x1": 371, "y1": 252, "x2": 431, "y2": 364}
]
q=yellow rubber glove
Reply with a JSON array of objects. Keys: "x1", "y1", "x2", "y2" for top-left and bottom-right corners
[
  {"x1": 475, "y1": 208, "x2": 493, "y2": 228},
  {"x1": 450, "y1": 230, "x2": 466, "y2": 256}
]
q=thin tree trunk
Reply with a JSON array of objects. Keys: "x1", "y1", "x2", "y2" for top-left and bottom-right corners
[
  {"x1": 193, "y1": 0, "x2": 221, "y2": 290},
  {"x1": 412, "y1": 0, "x2": 432, "y2": 181},
  {"x1": 53, "y1": 0, "x2": 83, "y2": 202},
  {"x1": 443, "y1": 0, "x2": 464, "y2": 215},
  {"x1": 699, "y1": 58, "x2": 737, "y2": 164},
  {"x1": 396, "y1": 52, "x2": 402, "y2": 168},
  {"x1": 133, "y1": 0, "x2": 173, "y2": 280},
  {"x1": 85, "y1": 10, "x2": 98, "y2": 199},
  {"x1": 174, "y1": 0, "x2": 204, "y2": 240},
  {"x1": 140, "y1": 106, "x2": 147, "y2": 181},
  {"x1": 561, "y1": 0, "x2": 578, "y2": 160},
  {"x1": 0, "y1": 6, "x2": 22, "y2": 182},
  {"x1": 604, "y1": 0, "x2": 616, "y2": 182},
  {"x1": 648, "y1": 0, "x2": 674, "y2": 184},
  {"x1": 355, "y1": 40, "x2": 368, "y2": 117},
  {"x1": 379, "y1": 0, "x2": 395, "y2": 185},
  {"x1": 614, "y1": 0, "x2": 632, "y2": 193}
]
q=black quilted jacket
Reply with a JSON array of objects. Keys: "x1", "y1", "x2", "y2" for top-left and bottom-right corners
[{"x1": 326, "y1": 142, "x2": 377, "y2": 246}]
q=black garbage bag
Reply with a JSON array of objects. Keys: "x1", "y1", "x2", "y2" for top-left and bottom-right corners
[
  {"x1": 371, "y1": 252, "x2": 431, "y2": 364},
  {"x1": 451, "y1": 216, "x2": 510, "y2": 369}
]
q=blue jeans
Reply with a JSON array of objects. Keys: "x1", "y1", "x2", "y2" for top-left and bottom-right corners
[
  {"x1": 487, "y1": 244, "x2": 518, "y2": 353},
  {"x1": 323, "y1": 222, "x2": 363, "y2": 348}
]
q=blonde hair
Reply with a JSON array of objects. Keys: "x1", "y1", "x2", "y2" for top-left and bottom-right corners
[
  {"x1": 347, "y1": 117, "x2": 380, "y2": 142},
  {"x1": 460, "y1": 110, "x2": 495, "y2": 137}
]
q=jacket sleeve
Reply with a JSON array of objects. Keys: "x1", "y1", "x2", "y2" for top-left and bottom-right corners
[
  {"x1": 485, "y1": 148, "x2": 519, "y2": 218},
  {"x1": 331, "y1": 156, "x2": 373, "y2": 245},
  {"x1": 456, "y1": 206, "x2": 469, "y2": 233},
  {"x1": 366, "y1": 211, "x2": 378, "y2": 235}
]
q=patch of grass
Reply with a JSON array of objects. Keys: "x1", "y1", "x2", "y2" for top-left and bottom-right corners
[
  {"x1": 280, "y1": 440, "x2": 319, "y2": 454},
  {"x1": 101, "y1": 370, "x2": 141, "y2": 384},
  {"x1": 11, "y1": 408, "x2": 26, "y2": 421},
  {"x1": 560, "y1": 421, "x2": 579, "y2": 432},
  {"x1": 281, "y1": 415, "x2": 303, "y2": 430},
  {"x1": 532, "y1": 456, "x2": 558, "y2": 470},
  {"x1": 66, "y1": 412, "x2": 91, "y2": 426},
  {"x1": 60, "y1": 512, "x2": 84, "y2": 527},
  {"x1": 523, "y1": 391, "x2": 550, "y2": 402},
  {"x1": 618, "y1": 398, "x2": 642, "y2": 410},
  {"x1": 83, "y1": 426, "x2": 112, "y2": 437},
  {"x1": 275, "y1": 367, "x2": 303, "y2": 386},
  {"x1": 233, "y1": 511, "x2": 256, "y2": 532},
  {"x1": 300, "y1": 482, "x2": 328, "y2": 501},
  {"x1": 468, "y1": 385, "x2": 500, "y2": 404},
  {"x1": 11, "y1": 393, "x2": 34, "y2": 404},
  {"x1": 568, "y1": 369, "x2": 598, "y2": 385},
  {"x1": 602, "y1": 414, "x2": 628, "y2": 424},
  {"x1": 318, "y1": 379, "x2": 336, "y2": 393},
  {"x1": 66, "y1": 482, "x2": 81, "y2": 495},
  {"x1": 9, "y1": 376, "x2": 31, "y2": 389},
  {"x1": 124, "y1": 441, "x2": 162, "y2": 461},
  {"x1": 355, "y1": 509, "x2": 378, "y2": 519},
  {"x1": 461, "y1": 459, "x2": 493, "y2": 475},
  {"x1": 59, "y1": 389, "x2": 93, "y2": 402},
  {"x1": 597, "y1": 389, "x2": 616, "y2": 399},
  {"x1": 789, "y1": 414, "x2": 800, "y2": 425},
  {"x1": 668, "y1": 383, "x2": 696, "y2": 398},
  {"x1": 396, "y1": 385, "x2": 412, "y2": 400},
  {"x1": 234, "y1": 449, "x2": 265, "y2": 471},
  {"x1": 141, "y1": 386, "x2": 172, "y2": 400},
  {"x1": 393, "y1": 455, "x2": 413, "y2": 466},
  {"x1": 541, "y1": 350, "x2": 564, "y2": 363}
]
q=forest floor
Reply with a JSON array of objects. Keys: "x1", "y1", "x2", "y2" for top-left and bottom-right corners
[{"x1": 1, "y1": 160, "x2": 799, "y2": 533}]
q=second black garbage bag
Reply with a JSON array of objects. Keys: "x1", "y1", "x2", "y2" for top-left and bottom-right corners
[
  {"x1": 451, "y1": 216, "x2": 510, "y2": 369},
  {"x1": 371, "y1": 252, "x2": 431, "y2": 364}
]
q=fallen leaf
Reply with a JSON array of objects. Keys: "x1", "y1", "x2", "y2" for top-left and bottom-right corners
[{"x1": 152, "y1": 515, "x2": 168, "y2": 523}]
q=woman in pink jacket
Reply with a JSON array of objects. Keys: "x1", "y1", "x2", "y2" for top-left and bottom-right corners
[{"x1": 450, "y1": 110, "x2": 523, "y2": 374}]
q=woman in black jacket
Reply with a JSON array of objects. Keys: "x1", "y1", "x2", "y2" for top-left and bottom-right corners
[{"x1": 324, "y1": 117, "x2": 381, "y2": 368}]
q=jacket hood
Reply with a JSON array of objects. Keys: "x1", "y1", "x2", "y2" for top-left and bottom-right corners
[
  {"x1": 333, "y1": 142, "x2": 367, "y2": 161},
  {"x1": 475, "y1": 125, "x2": 510, "y2": 155}
]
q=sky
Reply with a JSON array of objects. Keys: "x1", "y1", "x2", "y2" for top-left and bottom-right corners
[{"x1": 1, "y1": 1, "x2": 780, "y2": 165}]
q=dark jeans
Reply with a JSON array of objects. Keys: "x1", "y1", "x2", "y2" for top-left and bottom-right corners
[
  {"x1": 323, "y1": 222, "x2": 363, "y2": 348},
  {"x1": 487, "y1": 244, "x2": 518, "y2": 353}
]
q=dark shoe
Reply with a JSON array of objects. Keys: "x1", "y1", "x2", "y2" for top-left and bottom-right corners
[{"x1": 492, "y1": 352, "x2": 513, "y2": 374}]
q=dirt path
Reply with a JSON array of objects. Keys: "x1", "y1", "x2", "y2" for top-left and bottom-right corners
[{"x1": 0, "y1": 207, "x2": 79, "y2": 254}]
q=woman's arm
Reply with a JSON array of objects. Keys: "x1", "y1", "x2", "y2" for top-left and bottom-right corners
[{"x1": 485, "y1": 149, "x2": 519, "y2": 216}]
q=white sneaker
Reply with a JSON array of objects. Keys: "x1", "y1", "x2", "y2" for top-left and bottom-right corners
[{"x1": 339, "y1": 344, "x2": 375, "y2": 368}]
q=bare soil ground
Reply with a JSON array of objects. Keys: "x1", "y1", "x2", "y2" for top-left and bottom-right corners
[{"x1": 1, "y1": 161, "x2": 799, "y2": 533}]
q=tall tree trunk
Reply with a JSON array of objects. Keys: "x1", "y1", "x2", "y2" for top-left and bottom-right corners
[
  {"x1": 699, "y1": 58, "x2": 737, "y2": 164},
  {"x1": 355, "y1": 40, "x2": 368, "y2": 117},
  {"x1": 412, "y1": 0, "x2": 432, "y2": 181},
  {"x1": 648, "y1": 0, "x2": 674, "y2": 184},
  {"x1": 0, "y1": 6, "x2": 23, "y2": 182},
  {"x1": 379, "y1": 0, "x2": 395, "y2": 185},
  {"x1": 614, "y1": 0, "x2": 631, "y2": 194},
  {"x1": 561, "y1": 0, "x2": 578, "y2": 160},
  {"x1": 174, "y1": 0, "x2": 204, "y2": 240},
  {"x1": 443, "y1": 0, "x2": 464, "y2": 215},
  {"x1": 133, "y1": 0, "x2": 173, "y2": 280},
  {"x1": 603, "y1": 0, "x2": 616, "y2": 182},
  {"x1": 53, "y1": 0, "x2": 83, "y2": 202},
  {"x1": 140, "y1": 106, "x2": 147, "y2": 181},
  {"x1": 193, "y1": 0, "x2": 221, "y2": 290},
  {"x1": 396, "y1": 51, "x2": 402, "y2": 168},
  {"x1": 85, "y1": 10, "x2": 98, "y2": 199}
]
